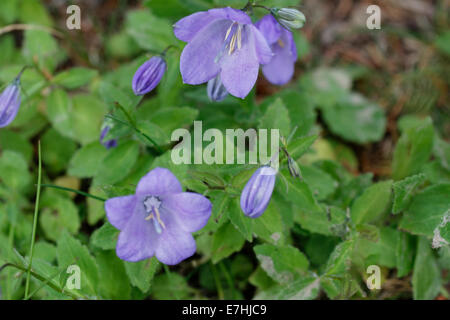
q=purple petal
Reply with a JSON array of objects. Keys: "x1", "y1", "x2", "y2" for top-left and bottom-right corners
[
  {"x1": 155, "y1": 225, "x2": 196, "y2": 265},
  {"x1": 174, "y1": 7, "x2": 251, "y2": 43},
  {"x1": 219, "y1": 25, "x2": 260, "y2": 99},
  {"x1": 262, "y1": 31, "x2": 297, "y2": 85},
  {"x1": 105, "y1": 195, "x2": 136, "y2": 230},
  {"x1": 116, "y1": 203, "x2": 159, "y2": 262},
  {"x1": 255, "y1": 15, "x2": 282, "y2": 45},
  {"x1": 180, "y1": 19, "x2": 230, "y2": 85},
  {"x1": 162, "y1": 192, "x2": 212, "y2": 233},
  {"x1": 132, "y1": 56, "x2": 166, "y2": 96},
  {"x1": 207, "y1": 75, "x2": 229, "y2": 102},
  {"x1": 250, "y1": 25, "x2": 273, "y2": 65},
  {"x1": 136, "y1": 167, "x2": 182, "y2": 197},
  {"x1": 240, "y1": 166, "x2": 276, "y2": 218},
  {"x1": 208, "y1": 7, "x2": 252, "y2": 25},
  {"x1": 0, "y1": 82, "x2": 21, "y2": 128},
  {"x1": 174, "y1": 11, "x2": 219, "y2": 42}
]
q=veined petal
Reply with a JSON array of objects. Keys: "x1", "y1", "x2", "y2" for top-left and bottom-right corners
[
  {"x1": 162, "y1": 192, "x2": 212, "y2": 233},
  {"x1": 208, "y1": 7, "x2": 252, "y2": 25},
  {"x1": 136, "y1": 167, "x2": 182, "y2": 197},
  {"x1": 250, "y1": 25, "x2": 273, "y2": 65},
  {"x1": 255, "y1": 14, "x2": 281, "y2": 45},
  {"x1": 219, "y1": 25, "x2": 260, "y2": 99},
  {"x1": 116, "y1": 204, "x2": 159, "y2": 262},
  {"x1": 105, "y1": 195, "x2": 136, "y2": 230},
  {"x1": 180, "y1": 19, "x2": 230, "y2": 85},
  {"x1": 262, "y1": 44, "x2": 295, "y2": 85},
  {"x1": 155, "y1": 225, "x2": 196, "y2": 265},
  {"x1": 0, "y1": 82, "x2": 21, "y2": 128}
]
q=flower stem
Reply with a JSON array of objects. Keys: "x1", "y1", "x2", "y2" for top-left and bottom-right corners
[
  {"x1": 210, "y1": 262, "x2": 224, "y2": 300},
  {"x1": 40, "y1": 184, "x2": 107, "y2": 202},
  {"x1": 24, "y1": 141, "x2": 42, "y2": 298},
  {"x1": 105, "y1": 114, "x2": 164, "y2": 154}
]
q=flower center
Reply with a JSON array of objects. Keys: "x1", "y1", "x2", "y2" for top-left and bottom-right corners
[
  {"x1": 224, "y1": 22, "x2": 243, "y2": 55},
  {"x1": 143, "y1": 196, "x2": 165, "y2": 234}
]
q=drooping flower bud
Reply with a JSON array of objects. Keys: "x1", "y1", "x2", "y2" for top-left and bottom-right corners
[
  {"x1": 0, "y1": 75, "x2": 21, "y2": 128},
  {"x1": 100, "y1": 125, "x2": 118, "y2": 149},
  {"x1": 207, "y1": 75, "x2": 228, "y2": 102},
  {"x1": 271, "y1": 8, "x2": 306, "y2": 30},
  {"x1": 240, "y1": 166, "x2": 277, "y2": 218},
  {"x1": 287, "y1": 156, "x2": 302, "y2": 179},
  {"x1": 132, "y1": 56, "x2": 167, "y2": 96}
]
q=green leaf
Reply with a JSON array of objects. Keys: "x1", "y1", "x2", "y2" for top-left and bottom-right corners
[
  {"x1": 294, "y1": 205, "x2": 347, "y2": 237},
  {"x1": 301, "y1": 165, "x2": 338, "y2": 201},
  {"x1": 321, "y1": 93, "x2": 386, "y2": 144},
  {"x1": 19, "y1": 0, "x2": 53, "y2": 26},
  {"x1": 287, "y1": 135, "x2": 317, "y2": 160},
  {"x1": 259, "y1": 97, "x2": 291, "y2": 138},
  {"x1": 46, "y1": 89, "x2": 75, "y2": 139},
  {"x1": 96, "y1": 251, "x2": 131, "y2": 299},
  {"x1": 212, "y1": 222, "x2": 245, "y2": 264},
  {"x1": 125, "y1": 9, "x2": 177, "y2": 52},
  {"x1": 53, "y1": 68, "x2": 98, "y2": 89},
  {"x1": 324, "y1": 240, "x2": 354, "y2": 276},
  {"x1": 252, "y1": 200, "x2": 285, "y2": 245},
  {"x1": 40, "y1": 192, "x2": 80, "y2": 242},
  {"x1": 392, "y1": 117, "x2": 434, "y2": 180},
  {"x1": 0, "y1": 151, "x2": 31, "y2": 192},
  {"x1": 70, "y1": 94, "x2": 108, "y2": 145},
  {"x1": 396, "y1": 231, "x2": 416, "y2": 277},
  {"x1": 351, "y1": 180, "x2": 393, "y2": 225},
  {"x1": 399, "y1": 184, "x2": 450, "y2": 237},
  {"x1": 68, "y1": 142, "x2": 109, "y2": 178},
  {"x1": 254, "y1": 244, "x2": 309, "y2": 284},
  {"x1": 96, "y1": 141, "x2": 140, "y2": 185},
  {"x1": 227, "y1": 199, "x2": 253, "y2": 242},
  {"x1": 151, "y1": 272, "x2": 194, "y2": 300},
  {"x1": 41, "y1": 128, "x2": 77, "y2": 173},
  {"x1": 254, "y1": 276, "x2": 320, "y2": 300},
  {"x1": 392, "y1": 174, "x2": 426, "y2": 214},
  {"x1": 90, "y1": 222, "x2": 119, "y2": 251},
  {"x1": 56, "y1": 232, "x2": 99, "y2": 296},
  {"x1": 0, "y1": 130, "x2": 33, "y2": 163},
  {"x1": 124, "y1": 258, "x2": 159, "y2": 293},
  {"x1": 412, "y1": 237, "x2": 441, "y2": 300},
  {"x1": 277, "y1": 170, "x2": 323, "y2": 215},
  {"x1": 22, "y1": 30, "x2": 65, "y2": 72}
]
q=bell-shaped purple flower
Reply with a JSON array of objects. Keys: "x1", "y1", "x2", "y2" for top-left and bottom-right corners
[
  {"x1": 207, "y1": 75, "x2": 228, "y2": 102},
  {"x1": 255, "y1": 15, "x2": 297, "y2": 85},
  {"x1": 132, "y1": 56, "x2": 167, "y2": 96},
  {"x1": 240, "y1": 166, "x2": 277, "y2": 218},
  {"x1": 0, "y1": 77, "x2": 21, "y2": 128},
  {"x1": 105, "y1": 167, "x2": 212, "y2": 265},
  {"x1": 100, "y1": 125, "x2": 117, "y2": 149},
  {"x1": 174, "y1": 7, "x2": 273, "y2": 99}
]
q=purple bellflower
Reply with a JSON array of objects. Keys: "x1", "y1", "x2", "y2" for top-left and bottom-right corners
[
  {"x1": 105, "y1": 167, "x2": 212, "y2": 265},
  {"x1": 174, "y1": 7, "x2": 273, "y2": 99},
  {"x1": 255, "y1": 15, "x2": 297, "y2": 86},
  {"x1": 0, "y1": 76, "x2": 21, "y2": 128},
  {"x1": 240, "y1": 166, "x2": 277, "y2": 218},
  {"x1": 207, "y1": 75, "x2": 229, "y2": 102},
  {"x1": 100, "y1": 125, "x2": 118, "y2": 149},
  {"x1": 132, "y1": 56, "x2": 167, "y2": 96}
]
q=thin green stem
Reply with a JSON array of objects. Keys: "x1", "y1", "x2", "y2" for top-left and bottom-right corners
[
  {"x1": 6, "y1": 221, "x2": 15, "y2": 300},
  {"x1": 40, "y1": 184, "x2": 106, "y2": 202},
  {"x1": 105, "y1": 114, "x2": 164, "y2": 154},
  {"x1": 211, "y1": 262, "x2": 224, "y2": 300},
  {"x1": 219, "y1": 262, "x2": 236, "y2": 299},
  {"x1": 1, "y1": 263, "x2": 82, "y2": 300},
  {"x1": 24, "y1": 141, "x2": 42, "y2": 298}
]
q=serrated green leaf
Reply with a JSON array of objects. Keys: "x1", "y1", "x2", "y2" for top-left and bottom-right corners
[{"x1": 392, "y1": 174, "x2": 426, "y2": 214}]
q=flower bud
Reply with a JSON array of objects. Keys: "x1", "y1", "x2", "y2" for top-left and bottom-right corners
[
  {"x1": 0, "y1": 77, "x2": 21, "y2": 128},
  {"x1": 272, "y1": 8, "x2": 306, "y2": 30},
  {"x1": 240, "y1": 166, "x2": 277, "y2": 218},
  {"x1": 100, "y1": 125, "x2": 118, "y2": 149},
  {"x1": 207, "y1": 75, "x2": 228, "y2": 102},
  {"x1": 287, "y1": 156, "x2": 302, "y2": 179},
  {"x1": 132, "y1": 56, "x2": 167, "y2": 96}
]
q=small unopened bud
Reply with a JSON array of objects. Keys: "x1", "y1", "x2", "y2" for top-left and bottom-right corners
[
  {"x1": 0, "y1": 72, "x2": 23, "y2": 128},
  {"x1": 100, "y1": 124, "x2": 118, "y2": 149},
  {"x1": 207, "y1": 75, "x2": 228, "y2": 102},
  {"x1": 287, "y1": 156, "x2": 302, "y2": 179},
  {"x1": 240, "y1": 166, "x2": 277, "y2": 218},
  {"x1": 272, "y1": 8, "x2": 306, "y2": 30},
  {"x1": 132, "y1": 56, "x2": 167, "y2": 96}
]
